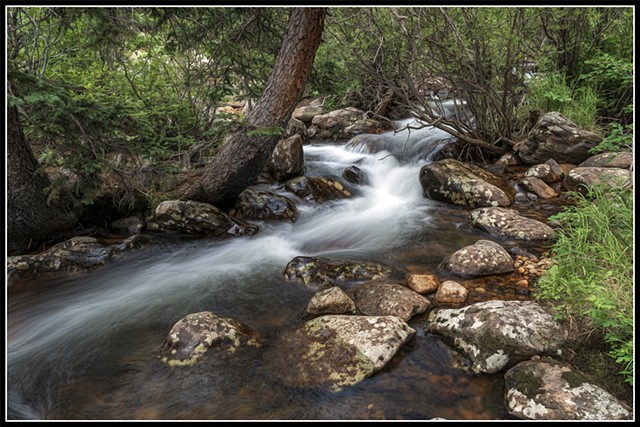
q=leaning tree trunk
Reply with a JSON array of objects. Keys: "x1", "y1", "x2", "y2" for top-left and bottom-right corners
[
  {"x1": 179, "y1": 7, "x2": 326, "y2": 206},
  {"x1": 7, "y1": 102, "x2": 82, "y2": 255}
]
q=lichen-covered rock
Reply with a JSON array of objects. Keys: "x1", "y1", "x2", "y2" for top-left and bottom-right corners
[
  {"x1": 305, "y1": 286, "x2": 357, "y2": 317},
  {"x1": 307, "y1": 107, "x2": 388, "y2": 140},
  {"x1": 468, "y1": 207, "x2": 556, "y2": 241},
  {"x1": 419, "y1": 159, "x2": 515, "y2": 208},
  {"x1": 579, "y1": 151, "x2": 632, "y2": 169},
  {"x1": 518, "y1": 177, "x2": 558, "y2": 200},
  {"x1": 146, "y1": 200, "x2": 258, "y2": 236},
  {"x1": 230, "y1": 189, "x2": 298, "y2": 223},
  {"x1": 266, "y1": 134, "x2": 305, "y2": 181},
  {"x1": 433, "y1": 280, "x2": 468, "y2": 305},
  {"x1": 354, "y1": 280, "x2": 430, "y2": 322},
  {"x1": 7, "y1": 235, "x2": 148, "y2": 282},
  {"x1": 524, "y1": 159, "x2": 565, "y2": 183},
  {"x1": 513, "y1": 112, "x2": 601, "y2": 165},
  {"x1": 563, "y1": 167, "x2": 632, "y2": 192},
  {"x1": 504, "y1": 358, "x2": 632, "y2": 420},
  {"x1": 426, "y1": 300, "x2": 567, "y2": 373},
  {"x1": 443, "y1": 239, "x2": 514, "y2": 277},
  {"x1": 263, "y1": 315, "x2": 415, "y2": 391},
  {"x1": 159, "y1": 311, "x2": 260, "y2": 367},
  {"x1": 283, "y1": 256, "x2": 391, "y2": 290},
  {"x1": 285, "y1": 176, "x2": 354, "y2": 203},
  {"x1": 407, "y1": 274, "x2": 440, "y2": 294}
]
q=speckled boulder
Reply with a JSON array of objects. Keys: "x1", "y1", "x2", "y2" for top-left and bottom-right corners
[
  {"x1": 426, "y1": 300, "x2": 567, "y2": 374},
  {"x1": 563, "y1": 167, "x2": 632, "y2": 192},
  {"x1": 230, "y1": 189, "x2": 298, "y2": 222},
  {"x1": 468, "y1": 207, "x2": 556, "y2": 241},
  {"x1": 443, "y1": 239, "x2": 514, "y2": 277},
  {"x1": 159, "y1": 311, "x2": 260, "y2": 367},
  {"x1": 513, "y1": 112, "x2": 601, "y2": 165},
  {"x1": 306, "y1": 286, "x2": 357, "y2": 317},
  {"x1": 504, "y1": 358, "x2": 631, "y2": 420},
  {"x1": 266, "y1": 134, "x2": 305, "y2": 181},
  {"x1": 524, "y1": 159, "x2": 565, "y2": 183},
  {"x1": 147, "y1": 200, "x2": 258, "y2": 236},
  {"x1": 283, "y1": 256, "x2": 391, "y2": 290},
  {"x1": 285, "y1": 176, "x2": 354, "y2": 203},
  {"x1": 354, "y1": 280, "x2": 430, "y2": 322},
  {"x1": 579, "y1": 151, "x2": 632, "y2": 169},
  {"x1": 263, "y1": 315, "x2": 415, "y2": 391},
  {"x1": 419, "y1": 159, "x2": 515, "y2": 208}
]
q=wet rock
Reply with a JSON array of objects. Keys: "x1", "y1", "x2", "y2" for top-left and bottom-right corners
[
  {"x1": 523, "y1": 159, "x2": 565, "y2": 183},
  {"x1": 354, "y1": 280, "x2": 430, "y2": 322},
  {"x1": 147, "y1": 200, "x2": 258, "y2": 237},
  {"x1": 495, "y1": 153, "x2": 522, "y2": 166},
  {"x1": 343, "y1": 165, "x2": 367, "y2": 185},
  {"x1": 407, "y1": 274, "x2": 440, "y2": 294},
  {"x1": 263, "y1": 315, "x2": 415, "y2": 391},
  {"x1": 434, "y1": 280, "x2": 468, "y2": 305},
  {"x1": 307, "y1": 107, "x2": 387, "y2": 140},
  {"x1": 159, "y1": 311, "x2": 260, "y2": 367},
  {"x1": 563, "y1": 167, "x2": 632, "y2": 192},
  {"x1": 305, "y1": 286, "x2": 357, "y2": 317},
  {"x1": 7, "y1": 235, "x2": 148, "y2": 280},
  {"x1": 504, "y1": 358, "x2": 631, "y2": 420},
  {"x1": 266, "y1": 134, "x2": 305, "y2": 181},
  {"x1": 513, "y1": 112, "x2": 601, "y2": 165},
  {"x1": 468, "y1": 207, "x2": 556, "y2": 241},
  {"x1": 419, "y1": 159, "x2": 515, "y2": 208},
  {"x1": 443, "y1": 239, "x2": 514, "y2": 277},
  {"x1": 518, "y1": 177, "x2": 558, "y2": 200},
  {"x1": 111, "y1": 216, "x2": 145, "y2": 234},
  {"x1": 230, "y1": 189, "x2": 298, "y2": 222},
  {"x1": 579, "y1": 151, "x2": 632, "y2": 169},
  {"x1": 285, "y1": 176, "x2": 354, "y2": 203},
  {"x1": 426, "y1": 300, "x2": 567, "y2": 374},
  {"x1": 283, "y1": 256, "x2": 391, "y2": 290}
]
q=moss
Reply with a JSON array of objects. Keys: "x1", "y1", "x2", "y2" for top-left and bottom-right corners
[
  {"x1": 510, "y1": 367, "x2": 544, "y2": 397},
  {"x1": 561, "y1": 370, "x2": 589, "y2": 388}
]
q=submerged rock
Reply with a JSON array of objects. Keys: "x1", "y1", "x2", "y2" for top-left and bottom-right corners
[
  {"x1": 285, "y1": 176, "x2": 354, "y2": 203},
  {"x1": 159, "y1": 311, "x2": 260, "y2": 367},
  {"x1": 283, "y1": 256, "x2": 391, "y2": 290},
  {"x1": 263, "y1": 315, "x2": 415, "y2": 391},
  {"x1": 230, "y1": 189, "x2": 298, "y2": 222},
  {"x1": 504, "y1": 358, "x2": 631, "y2": 420},
  {"x1": 354, "y1": 280, "x2": 430, "y2": 322}
]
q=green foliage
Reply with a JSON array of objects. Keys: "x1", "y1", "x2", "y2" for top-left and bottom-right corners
[
  {"x1": 535, "y1": 185, "x2": 633, "y2": 385},
  {"x1": 523, "y1": 72, "x2": 599, "y2": 130},
  {"x1": 590, "y1": 122, "x2": 633, "y2": 154}
]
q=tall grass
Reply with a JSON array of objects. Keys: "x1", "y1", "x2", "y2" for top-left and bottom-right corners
[{"x1": 535, "y1": 184, "x2": 634, "y2": 385}]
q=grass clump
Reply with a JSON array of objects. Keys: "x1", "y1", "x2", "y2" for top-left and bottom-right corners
[{"x1": 534, "y1": 184, "x2": 633, "y2": 390}]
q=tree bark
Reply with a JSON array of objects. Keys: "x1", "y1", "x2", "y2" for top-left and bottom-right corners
[
  {"x1": 179, "y1": 7, "x2": 326, "y2": 206},
  {"x1": 7, "y1": 101, "x2": 82, "y2": 255}
]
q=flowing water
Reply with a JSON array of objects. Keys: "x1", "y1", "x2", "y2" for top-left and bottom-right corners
[{"x1": 7, "y1": 121, "x2": 551, "y2": 420}]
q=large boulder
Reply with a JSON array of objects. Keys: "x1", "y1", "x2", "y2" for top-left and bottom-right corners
[
  {"x1": 307, "y1": 107, "x2": 388, "y2": 140},
  {"x1": 229, "y1": 189, "x2": 298, "y2": 223},
  {"x1": 468, "y1": 207, "x2": 556, "y2": 241},
  {"x1": 443, "y1": 239, "x2": 514, "y2": 277},
  {"x1": 514, "y1": 112, "x2": 601, "y2": 165},
  {"x1": 159, "y1": 311, "x2": 261, "y2": 367},
  {"x1": 579, "y1": 151, "x2": 632, "y2": 169},
  {"x1": 263, "y1": 315, "x2": 415, "y2": 391},
  {"x1": 426, "y1": 300, "x2": 567, "y2": 374},
  {"x1": 265, "y1": 134, "x2": 305, "y2": 181},
  {"x1": 504, "y1": 358, "x2": 632, "y2": 420},
  {"x1": 283, "y1": 256, "x2": 391, "y2": 290},
  {"x1": 354, "y1": 280, "x2": 430, "y2": 322},
  {"x1": 563, "y1": 167, "x2": 632, "y2": 192},
  {"x1": 419, "y1": 159, "x2": 515, "y2": 208},
  {"x1": 147, "y1": 200, "x2": 258, "y2": 236}
]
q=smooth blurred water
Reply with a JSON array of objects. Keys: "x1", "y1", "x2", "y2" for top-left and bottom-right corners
[{"x1": 7, "y1": 123, "x2": 518, "y2": 420}]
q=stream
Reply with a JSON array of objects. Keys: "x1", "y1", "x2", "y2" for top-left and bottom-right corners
[{"x1": 7, "y1": 120, "x2": 556, "y2": 420}]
